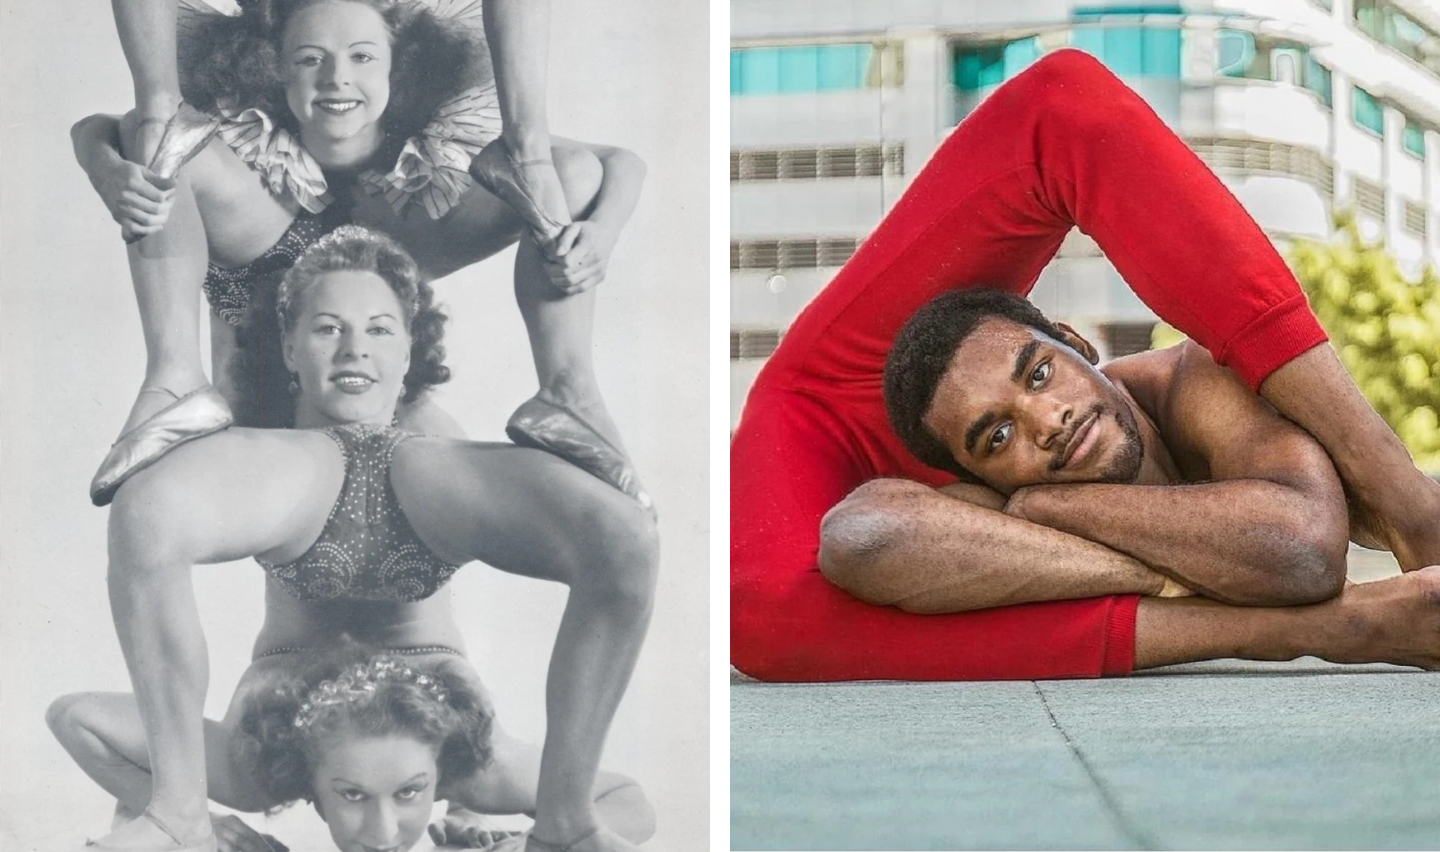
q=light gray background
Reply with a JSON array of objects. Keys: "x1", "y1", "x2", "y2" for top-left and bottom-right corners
[{"x1": 0, "y1": 0, "x2": 709, "y2": 848}]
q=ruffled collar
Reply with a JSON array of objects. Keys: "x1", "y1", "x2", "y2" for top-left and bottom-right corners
[{"x1": 212, "y1": 81, "x2": 502, "y2": 220}]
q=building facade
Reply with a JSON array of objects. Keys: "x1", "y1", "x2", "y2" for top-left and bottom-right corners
[{"x1": 731, "y1": 0, "x2": 1440, "y2": 425}]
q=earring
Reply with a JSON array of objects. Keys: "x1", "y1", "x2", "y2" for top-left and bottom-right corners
[{"x1": 288, "y1": 373, "x2": 300, "y2": 396}]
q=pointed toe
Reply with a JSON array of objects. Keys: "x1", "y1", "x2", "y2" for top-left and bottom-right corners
[{"x1": 91, "y1": 386, "x2": 233, "y2": 507}]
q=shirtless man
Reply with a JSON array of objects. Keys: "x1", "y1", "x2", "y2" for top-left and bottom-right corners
[{"x1": 819, "y1": 288, "x2": 1440, "y2": 671}]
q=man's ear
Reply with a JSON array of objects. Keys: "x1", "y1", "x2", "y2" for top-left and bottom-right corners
[{"x1": 1053, "y1": 322, "x2": 1099, "y2": 365}]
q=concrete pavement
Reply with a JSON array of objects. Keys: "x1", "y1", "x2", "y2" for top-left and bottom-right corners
[{"x1": 731, "y1": 550, "x2": 1440, "y2": 850}]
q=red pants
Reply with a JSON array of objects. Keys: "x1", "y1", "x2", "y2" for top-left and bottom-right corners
[{"x1": 731, "y1": 50, "x2": 1328, "y2": 681}]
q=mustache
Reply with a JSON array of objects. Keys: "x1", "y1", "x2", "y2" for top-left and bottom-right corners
[{"x1": 1048, "y1": 403, "x2": 1106, "y2": 472}]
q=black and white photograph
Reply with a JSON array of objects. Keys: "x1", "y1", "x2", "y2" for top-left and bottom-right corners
[{"x1": 0, "y1": 1, "x2": 709, "y2": 850}]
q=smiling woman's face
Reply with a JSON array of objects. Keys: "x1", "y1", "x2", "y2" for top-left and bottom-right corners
[
  {"x1": 284, "y1": 269, "x2": 412, "y2": 429},
  {"x1": 282, "y1": 1, "x2": 392, "y2": 153},
  {"x1": 922, "y1": 318, "x2": 1145, "y2": 493},
  {"x1": 311, "y1": 734, "x2": 440, "y2": 852}
]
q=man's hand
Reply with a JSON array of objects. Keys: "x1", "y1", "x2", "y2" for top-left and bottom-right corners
[{"x1": 542, "y1": 221, "x2": 618, "y2": 294}]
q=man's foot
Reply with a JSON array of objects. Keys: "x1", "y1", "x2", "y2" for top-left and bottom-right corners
[
  {"x1": 1349, "y1": 471, "x2": 1440, "y2": 572},
  {"x1": 91, "y1": 384, "x2": 233, "y2": 507},
  {"x1": 526, "y1": 826, "x2": 641, "y2": 852},
  {"x1": 85, "y1": 809, "x2": 215, "y2": 852},
  {"x1": 1328, "y1": 565, "x2": 1440, "y2": 669}
]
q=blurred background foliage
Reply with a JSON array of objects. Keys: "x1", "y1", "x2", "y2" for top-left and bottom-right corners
[{"x1": 1152, "y1": 213, "x2": 1440, "y2": 473}]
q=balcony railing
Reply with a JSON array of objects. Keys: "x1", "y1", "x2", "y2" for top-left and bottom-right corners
[
  {"x1": 1186, "y1": 137, "x2": 1335, "y2": 197},
  {"x1": 731, "y1": 328, "x2": 784, "y2": 360},
  {"x1": 731, "y1": 145, "x2": 905, "y2": 181},
  {"x1": 731, "y1": 237, "x2": 863, "y2": 270}
]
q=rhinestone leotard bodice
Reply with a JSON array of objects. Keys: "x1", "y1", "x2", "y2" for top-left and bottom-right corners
[
  {"x1": 203, "y1": 213, "x2": 337, "y2": 326},
  {"x1": 259, "y1": 424, "x2": 463, "y2": 602}
]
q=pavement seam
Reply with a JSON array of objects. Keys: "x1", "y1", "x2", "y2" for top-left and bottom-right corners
[{"x1": 1033, "y1": 681, "x2": 1163, "y2": 851}]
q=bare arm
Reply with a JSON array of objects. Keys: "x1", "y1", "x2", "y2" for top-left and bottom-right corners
[
  {"x1": 1008, "y1": 344, "x2": 1350, "y2": 606},
  {"x1": 818, "y1": 477, "x2": 1177, "y2": 613},
  {"x1": 73, "y1": 112, "x2": 178, "y2": 241}
]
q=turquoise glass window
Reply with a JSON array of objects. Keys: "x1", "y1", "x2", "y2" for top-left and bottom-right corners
[
  {"x1": 1304, "y1": 56, "x2": 1333, "y2": 106},
  {"x1": 731, "y1": 44, "x2": 874, "y2": 95},
  {"x1": 1069, "y1": 24, "x2": 1181, "y2": 78},
  {"x1": 953, "y1": 38, "x2": 1039, "y2": 91},
  {"x1": 1404, "y1": 118, "x2": 1426, "y2": 158},
  {"x1": 1352, "y1": 86, "x2": 1384, "y2": 135}
]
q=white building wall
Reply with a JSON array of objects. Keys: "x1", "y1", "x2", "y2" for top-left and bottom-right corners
[{"x1": 731, "y1": 0, "x2": 1440, "y2": 426}]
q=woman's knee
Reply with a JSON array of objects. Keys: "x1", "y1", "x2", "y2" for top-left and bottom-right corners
[
  {"x1": 553, "y1": 143, "x2": 604, "y2": 219},
  {"x1": 576, "y1": 497, "x2": 659, "y2": 610}
]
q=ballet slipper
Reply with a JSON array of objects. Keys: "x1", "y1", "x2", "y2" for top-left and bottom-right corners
[
  {"x1": 123, "y1": 103, "x2": 221, "y2": 244},
  {"x1": 90, "y1": 385, "x2": 233, "y2": 507},
  {"x1": 506, "y1": 397, "x2": 654, "y2": 513},
  {"x1": 146, "y1": 102, "x2": 221, "y2": 180},
  {"x1": 84, "y1": 809, "x2": 216, "y2": 852},
  {"x1": 469, "y1": 139, "x2": 567, "y2": 246}
]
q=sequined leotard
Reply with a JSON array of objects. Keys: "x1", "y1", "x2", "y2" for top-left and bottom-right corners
[
  {"x1": 259, "y1": 423, "x2": 463, "y2": 602},
  {"x1": 203, "y1": 213, "x2": 338, "y2": 326}
]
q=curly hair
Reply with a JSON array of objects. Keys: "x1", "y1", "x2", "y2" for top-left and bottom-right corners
[
  {"x1": 884, "y1": 288, "x2": 1077, "y2": 480},
  {"x1": 178, "y1": 0, "x2": 493, "y2": 169},
  {"x1": 231, "y1": 225, "x2": 450, "y2": 427},
  {"x1": 234, "y1": 646, "x2": 493, "y2": 811}
]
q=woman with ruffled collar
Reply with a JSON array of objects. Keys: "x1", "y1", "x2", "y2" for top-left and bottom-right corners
[
  {"x1": 73, "y1": 0, "x2": 650, "y2": 510},
  {"x1": 65, "y1": 223, "x2": 658, "y2": 852}
]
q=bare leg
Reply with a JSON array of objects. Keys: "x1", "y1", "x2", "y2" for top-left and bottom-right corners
[
  {"x1": 111, "y1": 0, "x2": 181, "y2": 161},
  {"x1": 1259, "y1": 345, "x2": 1440, "y2": 573},
  {"x1": 436, "y1": 726, "x2": 657, "y2": 845},
  {"x1": 44, "y1": 693, "x2": 260, "y2": 815},
  {"x1": 512, "y1": 146, "x2": 626, "y2": 452},
  {"x1": 1134, "y1": 566, "x2": 1440, "y2": 670},
  {"x1": 394, "y1": 442, "x2": 659, "y2": 851},
  {"x1": 114, "y1": 168, "x2": 211, "y2": 436},
  {"x1": 484, "y1": 0, "x2": 571, "y2": 231},
  {"x1": 92, "y1": 431, "x2": 339, "y2": 849}
]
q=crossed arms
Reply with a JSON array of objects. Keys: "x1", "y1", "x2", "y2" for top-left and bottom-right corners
[{"x1": 820, "y1": 344, "x2": 1352, "y2": 612}]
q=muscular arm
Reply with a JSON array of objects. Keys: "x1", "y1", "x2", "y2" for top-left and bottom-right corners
[
  {"x1": 818, "y1": 478, "x2": 1176, "y2": 613},
  {"x1": 1008, "y1": 344, "x2": 1350, "y2": 606}
]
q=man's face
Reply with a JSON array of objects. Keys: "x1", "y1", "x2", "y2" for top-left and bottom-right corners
[{"x1": 922, "y1": 318, "x2": 1144, "y2": 493}]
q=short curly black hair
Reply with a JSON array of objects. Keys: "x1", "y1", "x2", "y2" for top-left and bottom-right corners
[
  {"x1": 230, "y1": 225, "x2": 450, "y2": 427},
  {"x1": 883, "y1": 288, "x2": 1077, "y2": 479},
  {"x1": 233, "y1": 646, "x2": 493, "y2": 812},
  {"x1": 178, "y1": 0, "x2": 493, "y2": 170}
]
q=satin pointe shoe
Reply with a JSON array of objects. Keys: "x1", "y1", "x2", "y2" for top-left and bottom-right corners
[
  {"x1": 123, "y1": 102, "x2": 222, "y2": 245},
  {"x1": 469, "y1": 139, "x2": 567, "y2": 246},
  {"x1": 84, "y1": 809, "x2": 217, "y2": 852},
  {"x1": 90, "y1": 386, "x2": 233, "y2": 507},
  {"x1": 506, "y1": 397, "x2": 654, "y2": 513},
  {"x1": 146, "y1": 102, "x2": 222, "y2": 180}
]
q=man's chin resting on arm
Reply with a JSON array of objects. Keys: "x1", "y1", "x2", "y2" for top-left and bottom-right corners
[{"x1": 819, "y1": 288, "x2": 1357, "y2": 614}]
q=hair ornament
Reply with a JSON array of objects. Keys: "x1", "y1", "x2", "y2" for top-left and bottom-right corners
[{"x1": 293, "y1": 655, "x2": 449, "y2": 728}]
